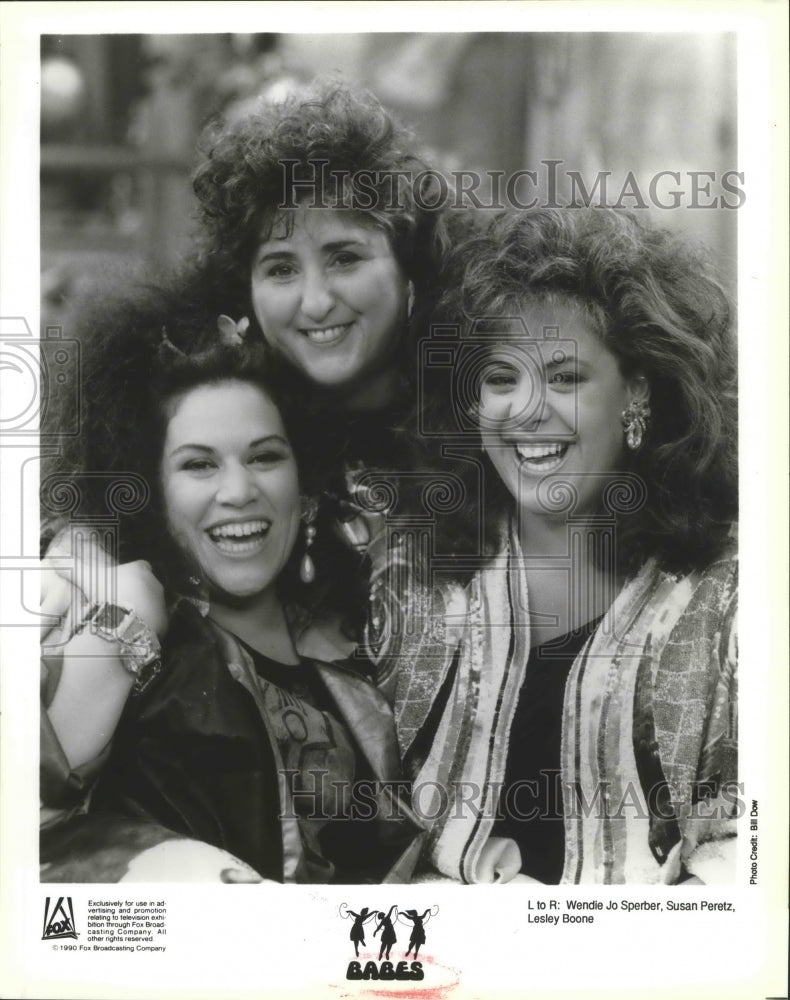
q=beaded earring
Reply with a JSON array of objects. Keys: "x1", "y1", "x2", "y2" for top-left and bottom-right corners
[{"x1": 299, "y1": 497, "x2": 319, "y2": 584}]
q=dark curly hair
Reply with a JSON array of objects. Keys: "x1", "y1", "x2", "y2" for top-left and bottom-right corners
[
  {"x1": 192, "y1": 80, "x2": 448, "y2": 312},
  {"x1": 41, "y1": 279, "x2": 368, "y2": 632},
  {"x1": 425, "y1": 207, "x2": 738, "y2": 576}
]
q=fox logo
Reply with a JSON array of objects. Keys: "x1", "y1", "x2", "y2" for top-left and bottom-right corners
[{"x1": 42, "y1": 897, "x2": 77, "y2": 941}]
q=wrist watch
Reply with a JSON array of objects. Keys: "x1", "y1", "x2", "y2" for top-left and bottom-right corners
[{"x1": 79, "y1": 602, "x2": 162, "y2": 695}]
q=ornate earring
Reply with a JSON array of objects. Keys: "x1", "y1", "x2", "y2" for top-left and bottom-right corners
[
  {"x1": 407, "y1": 281, "x2": 415, "y2": 321},
  {"x1": 621, "y1": 399, "x2": 652, "y2": 451},
  {"x1": 299, "y1": 496, "x2": 319, "y2": 584}
]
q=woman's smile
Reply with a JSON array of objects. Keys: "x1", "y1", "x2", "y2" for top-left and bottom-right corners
[
  {"x1": 298, "y1": 322, "x2": 354, "y2": 346},
  {"x1": 512, "y1": 439, "x2": 571, "y2": 473},
  {"x1": 205, "y1": 517, "x2": 273, "y2": 555}
]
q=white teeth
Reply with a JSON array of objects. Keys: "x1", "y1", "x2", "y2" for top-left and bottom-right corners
[
  {"x1": 515, "y1": 443, "x2": 566, "y2": 460},
  {"x1": 208, "y1": 519, "x2": 270, "y2": 541},
  {"x1": 302, "y1": 324, "x2": 350, "y2": 344}
]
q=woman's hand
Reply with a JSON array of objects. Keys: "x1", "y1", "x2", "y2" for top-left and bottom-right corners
[
  {"x1": 477, "y1": 836, "x2": 524, "y2": 883},
  {"x1": 115, "y1": 838, "x2": 269, "y2": 883},
  {"x1": 220, "y1": 867, "x2": 265, "y2": 884},
  {"x1": 43, "y1": 529, "x2": 167, "y2": 640},
  {"x1": 332, "y1": 500, "x2": 387, "y2": 556}
]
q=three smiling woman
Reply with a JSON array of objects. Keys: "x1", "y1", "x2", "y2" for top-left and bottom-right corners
[{"x1": 40, "y1": 83, "x2": 738, "y2": 885}]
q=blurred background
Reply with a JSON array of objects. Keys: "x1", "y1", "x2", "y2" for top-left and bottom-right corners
[{"x1": 41, "y1": 31, "x2": 737, "y2": 329}]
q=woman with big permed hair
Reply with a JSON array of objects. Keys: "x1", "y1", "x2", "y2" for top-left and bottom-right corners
[
  {"x1": 39, "y1": 293, "x2": 425, "y2": 884},
  {"x1": 188, "y1": 78, "x2": 464, "y2": 554},
  {"x1": 378, "y1": 207, "x2": 738, "y2": 885},
  {"x1": 192, "y1": 81, "x2": 444, "y2": 389}
]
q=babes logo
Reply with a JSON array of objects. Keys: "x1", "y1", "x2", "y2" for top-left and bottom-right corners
[{"x1": 339, "y1": 903, "x2": 438, "y2": 982}]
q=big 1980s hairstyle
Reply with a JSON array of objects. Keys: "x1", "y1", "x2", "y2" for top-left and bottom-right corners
[
  {"x1": 192, "y1": 81, "x2": 447, "y2": 305},
  {"x1": 41, "y1": 285, "x2": 366, "y2": 627},
  {"x1": 429, "y1": 207, "x2": 738, "y2": 575}
]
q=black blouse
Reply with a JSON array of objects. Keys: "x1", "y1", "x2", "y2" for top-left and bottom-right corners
[{"x1": 494, "y1": 616, "x2": 603, "y2": 883}]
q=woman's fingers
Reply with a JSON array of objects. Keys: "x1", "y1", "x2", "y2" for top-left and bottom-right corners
[
  {"x1": 41, "y1": 533, "x2": 111, "y2": 643},
  {"x1": 43, "y1": 524, "x2": 76, "y2": 561},
  {"x1": 220, "y1": 867, "x2": 265, "y2": 884},
  {"x1": 47, "y1": 538, "x2": 159, "y2": 616},
  {"x1": 45, "y1": 524, "x2": 112, "y2": 574},
  {"x1": 40, "y1": 566, "x2": 72, "y2": 616},
  {"x1": 332, "y1": 508, "x2": 388, "y2": 555},
  {"x1": 41, "y1": 534, "x2": 167, "y2": 640},
  {"x1": 476, "y1": 835, "x2": 524, "y2": 883}
]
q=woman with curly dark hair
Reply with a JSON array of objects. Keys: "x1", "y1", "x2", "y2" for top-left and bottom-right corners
[
  {"x1": 192, "y1": 82, "x2": 445, "y2": 395},
  {"x1": 379, "y1": 208, "x2": 738, "y2": 885},
  {"x1": 189, "y1": 78, "x2": 464, "y2": 553},
  {"x1": 39, "y1": 298, "x2": 424, "y2": 884}
]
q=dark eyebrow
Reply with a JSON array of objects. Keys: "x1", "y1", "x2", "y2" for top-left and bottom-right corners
[
  {"x1": 255, "y1": 248, "x2": 296, "y2": 262},
  {"x1": 249, "y1": 435, "x2": 290, "y2": 449},
  {"x1": 168, "y1": 435, "x2": 290, "y2": 458},
  {"x1": 483, "y1": 353, "x2": 519, "y2": 366},
  {"x1": 484, "y1": 346, "x2": 585, "y2": 372},
  {"x1": 322, "y1": 238, "x2": 369, "y2": 251},
  {"x1": 544, "y1": 350, "x2": 581, "y2": 369},
  {"x1": 169, "y1": 444, "x2": 213, "y2": 457},
  {"x1": 257, "y1": 237, "x2": 370, "y2": 259}
]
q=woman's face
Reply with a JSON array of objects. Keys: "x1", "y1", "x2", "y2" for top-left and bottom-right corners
[
  {"x1": 477, "y1": 300, "x2": 647, "y2": 521},
  {"x1": 160, "y1": 380, "x2": 300, "y2": 603},
  {"x1": 250, "y1": 207, "x2": 409, "y2": 394}
]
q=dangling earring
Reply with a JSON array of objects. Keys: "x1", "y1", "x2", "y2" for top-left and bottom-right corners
[
  {"x1": 621, "y1": 399, "x2": 652, "y2": 451},
  {"x1": 406, "y1": 281, "x2": 415, "y2": 322},
  {"x1": 299, "y1": 496, "x2": 319, "y2": 584}
]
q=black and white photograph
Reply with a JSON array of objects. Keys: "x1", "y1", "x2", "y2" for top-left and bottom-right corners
[{"x1": 0, "y1": 2, "x2": 787, "y2": 999}]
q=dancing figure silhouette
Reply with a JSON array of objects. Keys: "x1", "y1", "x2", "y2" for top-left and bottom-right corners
[
  {"x1": 401, "y1": 909, "x2": 431, "y2": 958},
  {"x1": 347, "y1": 907, "x2": 376, "y2": 957},
  {"x1": 373, "y1": 905, "x2": 398, "y2": 961}
]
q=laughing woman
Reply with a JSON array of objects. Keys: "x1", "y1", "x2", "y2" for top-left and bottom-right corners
[
  {"x1": 40, "y1": 308, "x2": 423, "y2": 883},
  {"x1": 384, "y1": 208, "x2": 738, "y2": 885}
]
